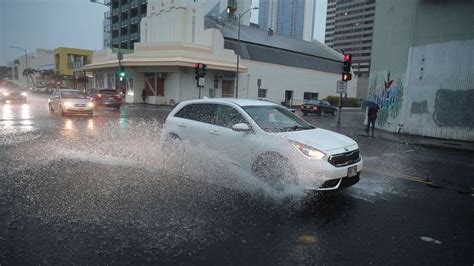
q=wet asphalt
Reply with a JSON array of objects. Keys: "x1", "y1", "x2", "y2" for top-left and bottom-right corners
[{"x1": 0, "y1": 93, "x2": 473, "y2": 265}]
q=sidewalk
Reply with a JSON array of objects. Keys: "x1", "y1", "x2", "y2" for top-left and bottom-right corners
[
  {"x1": 308, "y1": 109, "x2": 474, "y2": 153},
  {"x1": 359, "y1": 130, "x2": 474, "y2": 152}
]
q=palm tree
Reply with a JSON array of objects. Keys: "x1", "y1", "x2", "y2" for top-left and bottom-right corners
[{"x1": 22, "y1": 68, "x2": 38, "y2": 87}]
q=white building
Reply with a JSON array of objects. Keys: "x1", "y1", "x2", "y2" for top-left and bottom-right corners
[
  {"x1": 8, "y1": 48, "x2": 54, "y2": 88},
  {"x1": 85, "y1": 0, "x2": 356, "y2": 106}
]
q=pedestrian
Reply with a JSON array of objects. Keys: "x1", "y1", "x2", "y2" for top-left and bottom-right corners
[
  {"x1": 142, "y1": 88, "x2": 146, "y2": 103},
  {"x1": 366, "y1": 106, "x2": 378, "y2": 137}
]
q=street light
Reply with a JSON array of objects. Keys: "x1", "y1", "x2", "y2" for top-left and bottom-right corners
[
  {"x1": 10, "y1": 45, "x2": 29, "y2": 87},
  {"x1": 89, "y1": 0, "x2": 110, "y2": 7},
  {"x1": 230, "y1": 6, "x2": 258, "y2": 98}
]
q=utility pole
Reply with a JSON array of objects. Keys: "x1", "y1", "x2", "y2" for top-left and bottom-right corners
[
  {"x1": 10, "y1": 46, "x2": 29, "y2": 87},
  {"x1": 229, "y1": 6, "x2": 258, "y2": 98}
]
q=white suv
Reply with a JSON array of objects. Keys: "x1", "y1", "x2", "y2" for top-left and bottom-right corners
[{"x1": 161, "y1": 98, "x2": 363, "y2": 191}]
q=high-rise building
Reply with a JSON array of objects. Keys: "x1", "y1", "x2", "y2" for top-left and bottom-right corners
[
  {"x1": 103, "y1": 13, "x2": 111, "y2": 49},
  {"x1": 108, "y1": 0, "x2": 148, "y2": 50},
  {"x1": 325, "y1": 0, "x2": 376, "y2": 77},
  {"x1": 258, "y1": 0, "x2": 315, "y2": 41}
]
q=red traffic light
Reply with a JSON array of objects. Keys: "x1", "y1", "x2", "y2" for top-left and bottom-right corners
[{"x1": 343, "y1": 54, "x2": 351, "y2": 62}]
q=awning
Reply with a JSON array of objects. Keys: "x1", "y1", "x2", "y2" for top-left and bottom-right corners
[{"x1": 83, "y1": 56, "x2": 246, "y2": 72}]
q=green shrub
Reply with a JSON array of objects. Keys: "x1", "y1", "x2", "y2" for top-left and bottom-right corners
[{"x1": 326, "y1": 95, "x2": 361, "y2": 107}]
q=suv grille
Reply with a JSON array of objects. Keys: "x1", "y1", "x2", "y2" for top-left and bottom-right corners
[{"x1": 328, "y1": 149, "x2": 361, "y2": 167}]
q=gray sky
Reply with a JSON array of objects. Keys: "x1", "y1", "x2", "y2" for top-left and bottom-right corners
[
  {"x1": 0, "y1": 0, "x2": 108, "y2": 65},
  {"x1": 1, "y1": 0, "x2": 327, "y2": 66}
]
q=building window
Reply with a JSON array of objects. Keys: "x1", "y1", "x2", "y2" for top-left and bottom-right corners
[
  {"x1": 258, "y1": 88, "x2": 267, "y2": 98},
  {"x1": 304, "y1": 92, "x2": 319, "y2": 100}
]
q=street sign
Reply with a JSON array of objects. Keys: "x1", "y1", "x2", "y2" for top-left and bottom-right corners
[
  {"x1": 336, "y1": 80, "x2": 347, "y2": 94},
  {"x1": 198, "y1": 77, "x2": 205, "y2": 87}
]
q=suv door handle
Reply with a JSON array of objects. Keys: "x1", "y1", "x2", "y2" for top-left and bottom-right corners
[
  {"x1": 178, "y1": 122, "x2": 186, "y2": 127},
  {"x1": 209, "y1": 130, "x2": 219, "y2": 135}
]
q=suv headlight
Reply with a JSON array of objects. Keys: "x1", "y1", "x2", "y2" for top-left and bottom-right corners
[
  {"x1": 64, "y1": 102, "x2": 73, "y2": 107},
  {"x1": 3, "y1": 92, "x2": 9, "y2": 96},
  {"x1": 88, "y1": 102, "x2": 94, "y2": 108},
  {"x1": 290, "y1": 140, "x2": 326, "y2": 159},
  {"x1": 21, "y1": 92, "x2": 27, "y2": 96}
]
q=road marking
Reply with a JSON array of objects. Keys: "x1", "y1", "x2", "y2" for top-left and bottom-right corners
[
  {"x1": 364, "y1": 167, "x2": 433, "y2": 185},
  {"x1": 299, "y1": 235, "x2": 317, "y2": 244}
]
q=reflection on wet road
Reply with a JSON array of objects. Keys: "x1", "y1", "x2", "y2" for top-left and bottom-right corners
[{"x1": 0, "y1": 93, "x2": 472, "y2": 265}]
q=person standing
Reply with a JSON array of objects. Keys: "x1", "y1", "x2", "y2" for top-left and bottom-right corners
[
  {"x1": 366, "y1": 107, "x2": 378, "y2": 137},
  {"x1": 142, "y1": 88, "x2": 147, "y2": 103}
]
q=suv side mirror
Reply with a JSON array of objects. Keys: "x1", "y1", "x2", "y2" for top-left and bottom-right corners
[{"x1": 232, "y1": 123, "x2": 251, "y2": 132}]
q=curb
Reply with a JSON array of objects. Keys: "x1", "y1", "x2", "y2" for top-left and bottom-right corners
[{"x1": 355, "y1": 133, "x2": 474, "y2": 152}]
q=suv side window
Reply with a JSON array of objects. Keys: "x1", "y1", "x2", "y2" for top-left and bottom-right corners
[
  {"x1": 215, "y1": 104, "x2": 247, "y2": 128},
  {"x1": 175, "y1": 103, "x2": 217, "y2": 124}
]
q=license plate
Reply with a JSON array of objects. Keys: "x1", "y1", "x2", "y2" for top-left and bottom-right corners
[{"x1": 347, "y1": 165, "x2": 357, "y2": 177}]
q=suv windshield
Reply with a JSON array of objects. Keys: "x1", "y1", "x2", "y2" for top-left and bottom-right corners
[
  {"x1": 61, "y1": 91, "x2": 86, "y2": 99},
  {"x1": 243, "y1": 105, "x2": 314, "y2": 132}
]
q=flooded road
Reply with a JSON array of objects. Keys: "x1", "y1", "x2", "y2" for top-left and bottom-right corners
[{"x1": 1, "y1": 93, "x2": 472, "y2": 264}]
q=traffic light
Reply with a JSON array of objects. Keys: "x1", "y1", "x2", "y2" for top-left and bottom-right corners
[
  {"x1": 201, "y1": 64, "x2": 207, "y2": 77},
  {"x1": 118, "y1": 67, "x2": 126, "y2": 81},
  {"x1": 342, "y1": 53, "x2": 352, "y2": 81},
  {"x1": 194, "y1": 63, "x2": 200, "y2": 80}
]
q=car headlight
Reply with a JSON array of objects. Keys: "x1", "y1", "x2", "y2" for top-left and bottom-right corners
[
  {"x1": 88, "y1": 102, "x2": 94, "y2": 108},
  {"x1": 290, "y1": 140, "x2": 326, "y2": 159},
  {"x1": 3, "y1": 92, "x2": 9, "y2": 96},
  {"x1": 64, "y1": 102, "x2": 73, "y2": 107},
  {"x1": 21, "y1": 92, "x2": 27, "y2": 96}
]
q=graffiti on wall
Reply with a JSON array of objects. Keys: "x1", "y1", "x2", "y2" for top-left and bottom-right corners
[
  {"x1": 368, "y1": 71, "x2": 404, "y2": 126},
  {"x1": 433, "y1": 89, "x2": 474, "y2": 128},
  {"x1": 410, "y1": 100, "x2": 428, "y2": 115}
]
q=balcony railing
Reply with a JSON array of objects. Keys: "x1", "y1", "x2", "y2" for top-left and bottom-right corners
[
  {"x1": 112, "y1": 23, "x2": 119, "y2": 30},
  {"x1": 121, "y1": 4, "x2": 129, "y2": 12},
  {"x1": 121, "y1": 36, "x2": 128, "y2": 42},
  {"x1": 121, "y1": 19, "x2": 129, "y2": 27},
  {"x1": 130, "y1": 33, "x2": 139, "y2": 40},
  {"x1": 112, "y1": 37, "x2": 119, "y2": 44},
  {"x1": 130, "y1": 16, "x2": 139, "y2": 24},
  {"x1": 130, "y1": 0, "x2": 138, "y2": 8},
  {"x1": 104, "y1": 0, "x2": 111, "y2": 5},
  {"x1": 104, "y1": 11, "x2": 111, "y2": 19},
  {"x1": 112, "y1": 8, "x2": 119, "y2": 15}
]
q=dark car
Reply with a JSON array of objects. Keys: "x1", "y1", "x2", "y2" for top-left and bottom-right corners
[
  {"x1": 300, "y1": 99, "x2": 337, "y2": 116},
  {"x1": 1, "y1": 87, "x2": 28, "y2": 103},
  {"x1": 87, "y1": 89, "x2": 122, "y2": 110}
]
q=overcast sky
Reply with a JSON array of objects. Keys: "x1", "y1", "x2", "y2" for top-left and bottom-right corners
[{"x1": 0, "y1": 0, "x2": 326, "y2": 66}]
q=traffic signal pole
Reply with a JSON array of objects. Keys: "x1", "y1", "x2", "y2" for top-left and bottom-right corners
[{"x1": 338, "y1": 52, "x2": 352, "y2": 127}]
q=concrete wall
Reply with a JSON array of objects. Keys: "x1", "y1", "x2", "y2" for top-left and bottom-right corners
[
  {"x1": 369, "y1": 0, "x2": 474, "y2": 140},
  {"x1": 403, "y1": 40, "x2": 474, "y2": 141}
]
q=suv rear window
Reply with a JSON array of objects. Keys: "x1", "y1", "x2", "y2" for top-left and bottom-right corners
[{"x1": 99, "y1": 90, "x2": 117, "y2": 95}]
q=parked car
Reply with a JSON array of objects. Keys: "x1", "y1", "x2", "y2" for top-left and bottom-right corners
[
  {"x1": 300, "y1": 99, "x2": 337, "y2": 116},
  {"x1": 87, "y1": 89, "x2": 122, "y2": 110},
  {"x1": 48, "y1": 89, "x2": 93, "y2": 116},
  {"x1": 161, "y1": 99, "x2": 362, "y2": 192}
]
